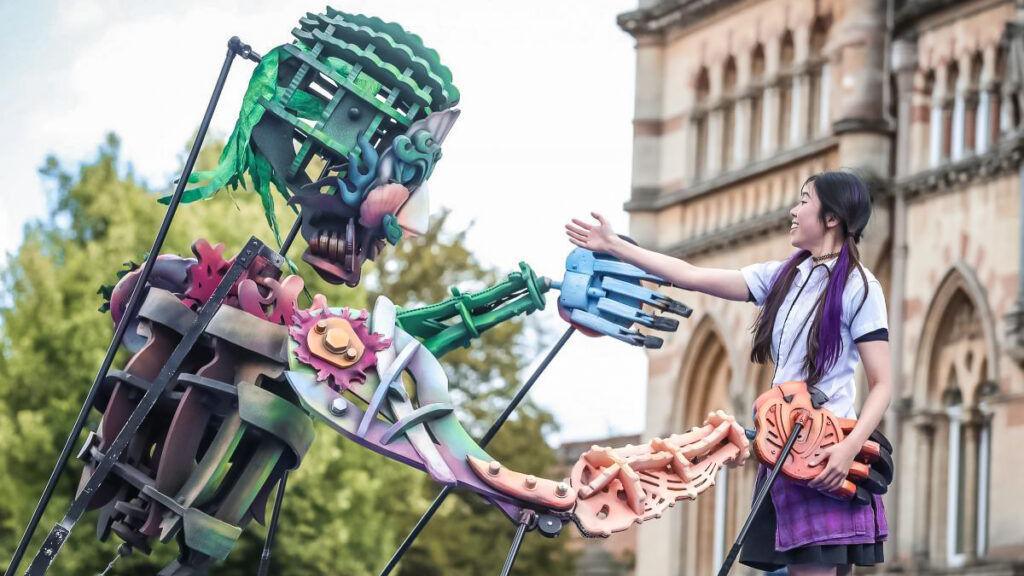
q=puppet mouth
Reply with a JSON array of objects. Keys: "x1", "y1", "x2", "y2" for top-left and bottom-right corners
[
  {"x1": 302, "y1": 227, "x2": 369, "y2": 287},
  {"x1": 300, "y1": 183, "x2": 431, "y2": 287}
]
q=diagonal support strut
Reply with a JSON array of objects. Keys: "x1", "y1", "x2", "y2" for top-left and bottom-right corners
[{"x1": 376, "y1": 326, "x2": 576, "y2": 576}]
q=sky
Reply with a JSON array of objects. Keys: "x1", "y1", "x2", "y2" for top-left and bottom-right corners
[{"x1": 0, "y1": 0, "x2": 653, "y2": 445}]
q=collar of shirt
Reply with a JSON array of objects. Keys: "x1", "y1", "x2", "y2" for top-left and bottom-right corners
[{"x1": 796, "y1": 254, "x2": 838, "y2": 281}]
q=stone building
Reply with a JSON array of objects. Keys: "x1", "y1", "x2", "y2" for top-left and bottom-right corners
[{"x1": 615, "y1": 0, "x2": 1024, "y2": 574}]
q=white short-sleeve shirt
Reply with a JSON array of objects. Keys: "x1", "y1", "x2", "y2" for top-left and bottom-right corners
[{"x1": 741, "y1": 255, "x2": 888, "y2": 418}]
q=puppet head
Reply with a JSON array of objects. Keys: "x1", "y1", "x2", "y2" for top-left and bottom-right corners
[{"x1": 168, "y1": 8, "x2": 460, "y2": 286}]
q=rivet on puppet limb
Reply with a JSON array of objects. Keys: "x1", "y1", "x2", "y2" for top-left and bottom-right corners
[{"x1": 10, "y1": 9, "x2": 748, "y2": 576}]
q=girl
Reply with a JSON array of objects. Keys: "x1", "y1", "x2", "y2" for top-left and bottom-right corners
[{"x1": 565, "y1": 171, "x2": 892, "y2": 575}]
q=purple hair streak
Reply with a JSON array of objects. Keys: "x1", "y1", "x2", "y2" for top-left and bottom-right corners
[{"x1": 810, "y1": 240, "x2": 853, "y2": 380}]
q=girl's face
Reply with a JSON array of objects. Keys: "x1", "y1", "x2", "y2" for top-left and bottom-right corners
[{"x1": 789, "y1": 182, "x2": 827, "y2": 249}]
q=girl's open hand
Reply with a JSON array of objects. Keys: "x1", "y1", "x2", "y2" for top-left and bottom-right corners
[{"x1": 565, "y1": 212, "x2": 619, "y2": 254}]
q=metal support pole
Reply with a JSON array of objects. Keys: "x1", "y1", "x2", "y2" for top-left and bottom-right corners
[
  {"x1": 4, "y1": 36, "x2": 255, "y2": 576},
  {"x1": 254, "y1": 216, "x2": 305, "y2": 576},
  {"x1": 256, "y1": 472, "x2": 289, "y2": 576},
  {"x1": 279, "y1": 217, "x2": 303, "y2": 257},
  {"x1": 377, "y1": 327, "x2": 576, "y2": 576},
  {"x1": 498, "y1": 510, "x2": 535, "y2": 576},
  {"x1": 716, "y1": 418, "x2": 806, "y2": 576}
]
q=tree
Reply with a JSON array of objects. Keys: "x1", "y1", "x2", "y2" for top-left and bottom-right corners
[{"x1": 0, "y1": 135, "x2": 575, "y2": 575}]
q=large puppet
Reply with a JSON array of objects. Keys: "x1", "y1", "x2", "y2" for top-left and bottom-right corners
[{"x1": 7, "y1": 10, "x2": 752, "y2": 576}]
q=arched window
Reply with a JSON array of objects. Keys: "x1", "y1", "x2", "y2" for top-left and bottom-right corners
[
  {"x1": 976, "y1": 49, "x2": 997, "y2": 154},
  {"x1": 965, "y1": 52, "x2": 983, "y2": 155},
  {"x1": 944, "y1": 62, "x2": 959, "y2": 161},
  {"x1": 932, "y1": 291, "x2": 986, "y2": 565},
  {"x1": 750, "y1": 45, "x2": 766, "y2": 161},
  {"x1": 722, "y1": 57, "x2": 738, "y2": 170},
  {"x1": 999, "y1": 43, "x2": 1021, "y2": 135},
  {"x1": 678, "y1": 320, "x2": 734, "y2": 575},
  {"x1": 926, "y1": 70, "x2": 942, "y2": 167},
  {"x1": 913, "y1": 270, "x2": 995, "y2": 568},
  {"x1": 778, "y1": 31, "x2": 795, "y2": 149},
  {"x1": 992, "y1": 48, "x2": 1006, "y2": 140},
  {"x1": 694, "y1": 67, "x2": 710, "y2": 181},
  {"x1": 807, "y1": 19, "x2": 831, "y2": 139}
]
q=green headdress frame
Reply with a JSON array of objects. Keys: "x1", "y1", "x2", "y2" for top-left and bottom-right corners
[{"x1": 162, "y1": 8, "x2": 460, "y2": 246}]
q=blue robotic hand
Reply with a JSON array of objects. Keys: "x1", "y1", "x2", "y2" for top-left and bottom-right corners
[{"x1": 550, "y1": 247, "x2": 692, "y2": 349}]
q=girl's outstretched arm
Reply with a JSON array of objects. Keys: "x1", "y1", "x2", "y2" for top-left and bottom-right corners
[{"x1": 565, "y1": 212, "x2": 750, "y2": 301}]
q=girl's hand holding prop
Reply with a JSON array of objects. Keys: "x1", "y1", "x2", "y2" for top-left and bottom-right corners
[{"x1": 752, "y1": 381, "x2": 893, "y2": 504}]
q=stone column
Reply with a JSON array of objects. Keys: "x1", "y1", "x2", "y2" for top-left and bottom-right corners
[
  {"x1": 892, "y1": 40, "x2": 917, "y2": 175},
  {"x1": 912, "y1": 415, "x2": 935, "y2": 565},
  {"x1": 937, "y1": 411, "x2": 961, "y2": 564},
  {"x1": 987, "y1": 86, "x2": 1002, "y2": 149},
  {"x1": 1001, "y1": 79, "x2": 1017, "y2": 135},
  {"x1": 959, "y1": 408, "x2": 983, "y2": 563},
  {"x1": 791, "y1": 66, "x2": 809, "y2": 147},
  {"x1": 706, "y1": 107, "x2": 724, "y2": 175},
  {"x1": 962, "y1": 85, "x2": 978, "y2": 153},
  {"x1": 761, "y1": 83, "x2": 779, "y2": 158},
  {"x1": 832, "y1": 0, "x2": 887, "y2": 126},
  {"x1": 951, "y1": 89, "x2": 966, "y2": 160},
  {"x1": 831, "y1": 0, "x2": 890, "y2": 172},
  {"x1": 976, "y1": 85, "x2": 995, "y2": 154},
  {"x1": 910, "y1": 74, "x2": 931, "y2": 173},
  {"x1": 929, "y1": 83, "x2": 944, "y2": 167},
  {"x1": 940, "y1": 97, "x2": 954, "y2": 161},
  {"x1": 733, "y1": 95, "x2": 752, "y2": 167},
  {"x1": 685, "y1": 116, "x2": 700, "y2": 183},
  {"x1": 963, "y1": 90, "x2": 978, "y2": 155}
]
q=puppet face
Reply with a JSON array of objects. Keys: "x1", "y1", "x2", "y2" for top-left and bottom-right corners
[
  {"x1": 282, "y1": 11, "x2": 461, "y2": 286},
  {"x1": 194, "y1": 8, "x2": 462, "y2": 287},
  {"x1": 288, "y1": 108, "x2": 459, "y2": 286}
]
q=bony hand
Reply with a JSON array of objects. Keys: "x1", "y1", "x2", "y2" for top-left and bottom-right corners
[
  {"x1": 565, "y1": 212, "x2": 619, "y2": 254},
  {"x1": 806, "y1": 438, "x2": 860, "y2": 493}
]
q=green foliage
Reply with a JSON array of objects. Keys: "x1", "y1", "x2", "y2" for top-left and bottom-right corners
[{"x1": 0, "y1": 134, "x2": 574, "y2": 575}]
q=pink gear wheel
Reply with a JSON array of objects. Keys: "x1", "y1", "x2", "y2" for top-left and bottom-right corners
[
  {"x1": 290, "y1": 302, "x2": 391, "y2": 392},
  {"x1": 570, "y1": 410, "x2": 749, "y2": 537}
]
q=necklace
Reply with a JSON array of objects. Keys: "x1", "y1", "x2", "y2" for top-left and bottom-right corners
[{"x1": 812, "y1": 251, "x2": 841, "y2": 264}]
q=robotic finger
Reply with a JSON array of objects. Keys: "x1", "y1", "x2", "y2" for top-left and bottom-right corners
[{"x1": 551, "y1": 247, "x2": 691, "y2": 349}]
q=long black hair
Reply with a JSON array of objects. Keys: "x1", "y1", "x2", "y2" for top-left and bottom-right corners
[{"x1": 749, "y1": 171, "x2": 872, "y2": 386}]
